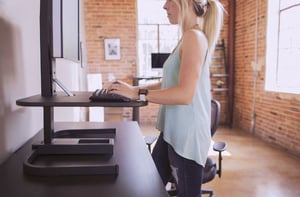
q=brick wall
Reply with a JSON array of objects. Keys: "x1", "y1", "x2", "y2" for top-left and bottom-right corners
[
  {"x1": 84, "y1": 0, "x2": 137, "y2": 84},
  {"x1": 233, "y1": 0, "x2": 300, "y2": 157},
  {"x1": 84, "y1": 0, "x2": 137, "y2": 121}
]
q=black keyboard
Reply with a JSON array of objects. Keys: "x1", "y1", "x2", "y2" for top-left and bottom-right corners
[{"x1": 89, "y1": 88, "x2": 131, "y2": 102}]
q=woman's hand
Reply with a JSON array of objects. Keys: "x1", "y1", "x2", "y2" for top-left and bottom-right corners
[{"x1": 109, "y1": 80, "x2": 139, "y2": 100}]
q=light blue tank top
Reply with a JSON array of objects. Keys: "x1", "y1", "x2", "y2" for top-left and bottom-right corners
[{"x1": 156, "y1": 44, "x2": 211, "y2": 166}]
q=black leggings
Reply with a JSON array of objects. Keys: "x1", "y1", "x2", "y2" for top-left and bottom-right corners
[{"x1": 152, "y1": 132, "x2": 204, "y2": 197}]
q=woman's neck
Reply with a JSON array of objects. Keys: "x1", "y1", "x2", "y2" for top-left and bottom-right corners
[
  {"x1": 182, "y1": 17, "x2": 202, "y2": 32},
  {"x1": 183, "y1": 23, "x2": 201, "y2": 32}
]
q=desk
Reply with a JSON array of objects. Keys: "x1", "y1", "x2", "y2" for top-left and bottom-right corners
[{"x1": 0, "y1": 122, "x2": 168, "y2": 197}]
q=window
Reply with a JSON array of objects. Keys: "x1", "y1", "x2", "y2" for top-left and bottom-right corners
[
  {"x1": 137, "y1": 0, "x2": 179, "y2": 76},
  {"x1": 265, "y1": 0, "x2": 300, "y2": 94}
]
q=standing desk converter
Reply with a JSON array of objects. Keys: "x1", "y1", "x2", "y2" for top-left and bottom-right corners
[{"x1": 0, "y1": 92, "x2": 168, "y2": 197}]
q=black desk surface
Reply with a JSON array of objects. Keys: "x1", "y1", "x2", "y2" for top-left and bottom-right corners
[
  {"x1": 0, "y1": 122, "x2": 168, "y2": 197},
  {"x1": 16, "y1": 91, "x2": 147, "y2": 107}
]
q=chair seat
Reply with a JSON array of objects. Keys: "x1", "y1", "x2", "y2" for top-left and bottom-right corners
[{"x1": 203, "y1": 157, "x2": 217, "y2": 183}]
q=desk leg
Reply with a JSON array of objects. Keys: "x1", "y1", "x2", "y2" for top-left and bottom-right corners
[
  {"x1": 132, "y1": 107, "x2": 139, "y2": 123},
  {"x1": 132, "y1": 78, "x2": 140, "y2": 123},
  {"x1": 43, "y1": 106, "x2": 54, "y2": 144}
]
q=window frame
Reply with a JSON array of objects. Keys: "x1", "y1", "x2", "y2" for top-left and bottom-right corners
[
  {"x1": 265, "y1": 0, "x2": 300, "y2": 94},
  {"x1": 137, "y1": 0, "x2": 179, "y2": 76}
]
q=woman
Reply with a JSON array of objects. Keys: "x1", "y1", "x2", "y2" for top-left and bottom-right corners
[{"x1": 109, "y1": 0, "x2": 224, "y2": 196}]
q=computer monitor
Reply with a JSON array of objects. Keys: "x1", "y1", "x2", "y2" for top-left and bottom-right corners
[
  {"x1": 151, "y1": 53, "x2": 170, "y2": 76},
  {"x1": 151, "y1": 53, "x2": 170, "y2": 69},
  {"x1": 40, "y1": 0, "x2": 80, "y2": 96}
]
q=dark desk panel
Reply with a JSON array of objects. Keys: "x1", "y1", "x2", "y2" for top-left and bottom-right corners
[
  {"x1": 16, "y1": 91, "x2": 147, "y2": 107},
  {"x1": 0, "y1": 122, "x2": 168, "y2": 197}
]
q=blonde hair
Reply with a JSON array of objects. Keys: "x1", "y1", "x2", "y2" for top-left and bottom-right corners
[
  {"x1": 203, "y1": 0, "x2": 224, "y2": 54},
  {"x1": 175, "y1": 0, "x2": 224, "y2": 55}
]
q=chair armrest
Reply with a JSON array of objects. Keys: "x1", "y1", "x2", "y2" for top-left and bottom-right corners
[
  {"x1": 213, "y1": 141, "x2": 227, "y2": 178},
  {"x1": 213, "y1": 141, "x2": 227, "y2": 152}
]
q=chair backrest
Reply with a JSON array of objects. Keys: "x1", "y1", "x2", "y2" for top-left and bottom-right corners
[{"x1": 211, "y1": 99, "x2": 221, "y2": 137}]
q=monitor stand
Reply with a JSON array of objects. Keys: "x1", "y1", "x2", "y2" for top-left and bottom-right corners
[
  {"x1": 52, "y1": 59, "x2": 75, "y2": 97},
  {"x1": 53, "y1": 78, "x2": 75, "y2": 96}
]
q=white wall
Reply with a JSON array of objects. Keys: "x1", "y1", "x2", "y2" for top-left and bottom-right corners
[
  {"x1": 0, "y1": 0, "x2": 43, "y2": 163},
  {"x1": 54, "y1": 58, "x2": 82, "y2": 122},
  {"x1": 0, "y1": 0, "x2": 98, "y2": 164}
]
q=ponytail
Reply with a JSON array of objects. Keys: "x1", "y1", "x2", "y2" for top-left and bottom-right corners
[
  {"x1": 203, "y1": 0, "x2": 224, "y2": 54},
  {"x1": 176, "y1": 0, "x2": 224, "y2": 55}
]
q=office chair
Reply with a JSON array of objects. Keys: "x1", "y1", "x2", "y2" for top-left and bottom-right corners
[{"x1": 167, "y1": 99, "x2": 227, "y2": 197}]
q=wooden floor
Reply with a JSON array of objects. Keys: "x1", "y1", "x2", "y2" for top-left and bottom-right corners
[{"x1": 139, "y1": 123, "x2": 300, "y2": 197}]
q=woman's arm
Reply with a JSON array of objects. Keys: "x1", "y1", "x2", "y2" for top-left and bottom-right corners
[
  {"x1": 110, "y1": 30, "x2": 208, "y2": 105},
  {"x1": 109, "y1": 80, "x2": 162, "y2": 101}
]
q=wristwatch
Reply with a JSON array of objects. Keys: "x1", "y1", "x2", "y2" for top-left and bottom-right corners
[{"x1": 138, "y1": 89, "x2": 148, "y2": 101}]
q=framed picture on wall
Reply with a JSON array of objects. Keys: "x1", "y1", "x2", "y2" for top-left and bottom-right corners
[{"x1": 104, "y1": 38, "x2": 121, "y2": 60}]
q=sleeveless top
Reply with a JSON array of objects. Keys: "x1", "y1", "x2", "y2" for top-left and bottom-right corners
[{"x1": 156, "y1": 43, "x2": 211, "y2": 166}]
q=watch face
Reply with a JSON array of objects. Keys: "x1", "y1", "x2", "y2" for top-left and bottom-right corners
[
  {"x1": 139, "y1": 94, "x2": 146, "y2": 101},
  {"x1": 139, "y1": 89, "x2": 148, "y2": 95}
]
